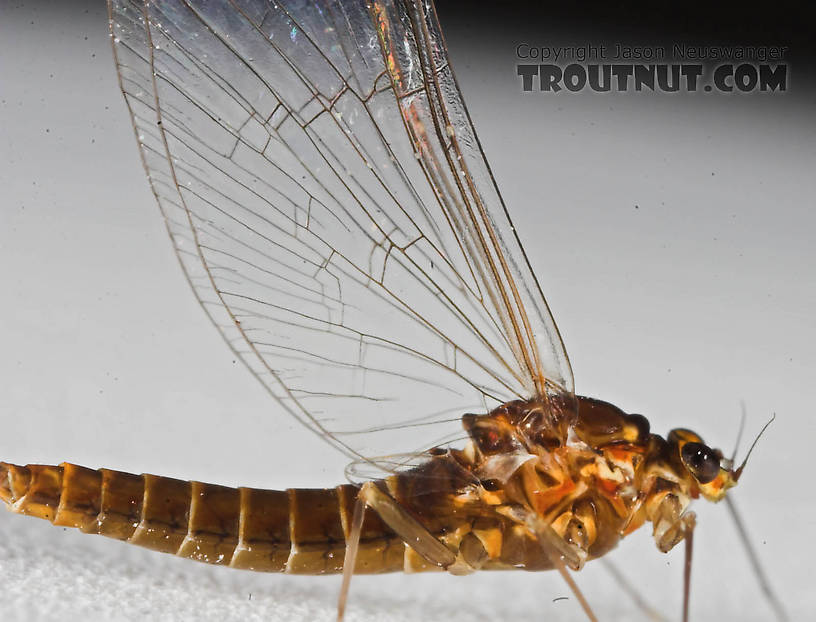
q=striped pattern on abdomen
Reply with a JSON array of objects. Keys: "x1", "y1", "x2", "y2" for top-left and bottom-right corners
[{"x1": 0, "y1": 462, "x2": 406, "y2": 574}]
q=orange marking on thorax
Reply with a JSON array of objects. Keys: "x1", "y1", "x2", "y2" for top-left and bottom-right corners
[
  {"x1": 520, "y1": 459, "x2": 578, "y2": 515},
  {"x1": 597, "y1": 479, "x2": 630, "y2": 518},
  {"x1": 593, "y1": 447, "x2": 642, "y2": 518},
  {"x1": 607, "y1": 446, "x2": 643, "y2": 462},
  {"x1": 533, "y1": 477, "x2": 577, "y2": 515}
]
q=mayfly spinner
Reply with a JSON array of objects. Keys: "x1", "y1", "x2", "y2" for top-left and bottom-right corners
[{"x1": 0, "y1": 1, "x2": 786, "y2": 620}]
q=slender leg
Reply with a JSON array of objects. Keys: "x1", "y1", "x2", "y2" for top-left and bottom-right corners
[
  {"x1": 340, "y1": 480, "x2": 457, "y2": 622},
  {"x1": 498, "y1": 504, "x2": 598, "y2": 622},
  {"x1": 499, "y1": 504, "x2": 587, "y2": 569},
  {"x1": 648, "y1": 494, "x2": 698, "y2": 622},
  {"x1": 337, "y1": 494, "x2": 366, "y2": 622},
  {"x1": 682, "y1": 517, "x2": 695, "y2": 622},
  {"x1": 338, "y1": 479, "x2": 481, "y2": 620},
  {"x1": 357, "y1": 482, "x2": 459, "y2": 568}
]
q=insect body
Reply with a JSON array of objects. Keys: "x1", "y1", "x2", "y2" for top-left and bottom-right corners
[{"x1": 0, "y1": 397, "x2": 737, "y2": 577}]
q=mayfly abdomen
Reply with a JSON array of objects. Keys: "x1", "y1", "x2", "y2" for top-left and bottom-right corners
[{"x1": 0, "y1": 462, "x2": 404, "y2": 574}]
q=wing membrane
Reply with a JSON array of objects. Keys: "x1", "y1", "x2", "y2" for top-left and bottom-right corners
[{"x1": 107, "y1": 0, "x2": 573, "y2": 461}]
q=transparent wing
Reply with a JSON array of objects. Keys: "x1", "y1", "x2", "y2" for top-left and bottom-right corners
[{"x1": 107, "y1": 0, "x2": 573, "y2": 462}]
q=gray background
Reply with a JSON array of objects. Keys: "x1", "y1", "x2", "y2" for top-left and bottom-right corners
[{"x1": 1, "y1": 1, "x2": 814, "y2": 620}]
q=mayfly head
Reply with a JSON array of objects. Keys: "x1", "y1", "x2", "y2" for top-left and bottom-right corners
[
  {"x1": 670, "y1": 415, "x2": 774, "y2": 502},
  {"x1": 672, "y1": 429, "x2": 735, "y2": 502}
]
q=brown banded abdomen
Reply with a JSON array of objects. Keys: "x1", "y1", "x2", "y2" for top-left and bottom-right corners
[{"x1": 0, "y1": 462, "x2": 404, "y2": 574}]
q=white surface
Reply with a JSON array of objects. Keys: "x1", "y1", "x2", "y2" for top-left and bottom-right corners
[{"x1": 1, "y1": 3, "x2": 814, "y2": 621}]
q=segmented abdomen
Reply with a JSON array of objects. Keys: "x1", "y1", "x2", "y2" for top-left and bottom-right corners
[{"x1": 0, "y1": 462, "x2": 404, "y2": 574}]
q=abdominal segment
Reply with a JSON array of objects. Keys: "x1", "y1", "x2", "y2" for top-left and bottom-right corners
[{"x1": 0, "y1": 461, "x2": 405, "y2": 574}]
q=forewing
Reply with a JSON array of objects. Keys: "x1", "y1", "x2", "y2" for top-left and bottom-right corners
[{"x1": 107, "y1": 0, "x2": 573, "y2": 461}]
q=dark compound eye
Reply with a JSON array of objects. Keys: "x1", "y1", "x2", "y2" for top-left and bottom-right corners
[{"x1": 680, "y1": 442, "x2": 721, "y2": 484}]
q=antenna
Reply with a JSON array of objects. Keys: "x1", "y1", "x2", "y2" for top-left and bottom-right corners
[{"x1": 733, "y1": 414, "x2": 775, "y2": 481}]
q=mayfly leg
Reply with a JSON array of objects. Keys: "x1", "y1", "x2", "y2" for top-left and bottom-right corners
[
  {"x1": 497, "y1": 505, "x2": 598, "y2": 622},
  {"x1": 337, "y1": 494, "x2": 366, "y2": 622},
  {"x1": 338, "y1": 482, "x2": 464, "y2": 622},
  {"x1": 682, "y1": 517, "x2": 696, "y2": 622}
]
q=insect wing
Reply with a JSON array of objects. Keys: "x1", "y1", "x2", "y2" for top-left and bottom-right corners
[{"x1": 107, "y1": 0, "x2": 573, "y2": 462}]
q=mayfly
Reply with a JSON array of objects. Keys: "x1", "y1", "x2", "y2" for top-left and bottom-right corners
[{"x1": 0, "y1": 1, "x2": 786, "y2": 620}]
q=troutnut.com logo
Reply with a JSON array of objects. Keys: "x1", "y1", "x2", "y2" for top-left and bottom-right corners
[{"x1": 516, "y1": 43, "x2": 789, "y2": 93}]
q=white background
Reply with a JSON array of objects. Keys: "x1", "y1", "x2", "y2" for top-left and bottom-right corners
[{"x1": 1, "y1": 2, "x2": 814, "y2": 621}]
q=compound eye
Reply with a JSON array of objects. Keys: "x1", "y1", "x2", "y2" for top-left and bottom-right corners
[{"x1": 680, "y1": 442, "x2": 721, "y2": 484}]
